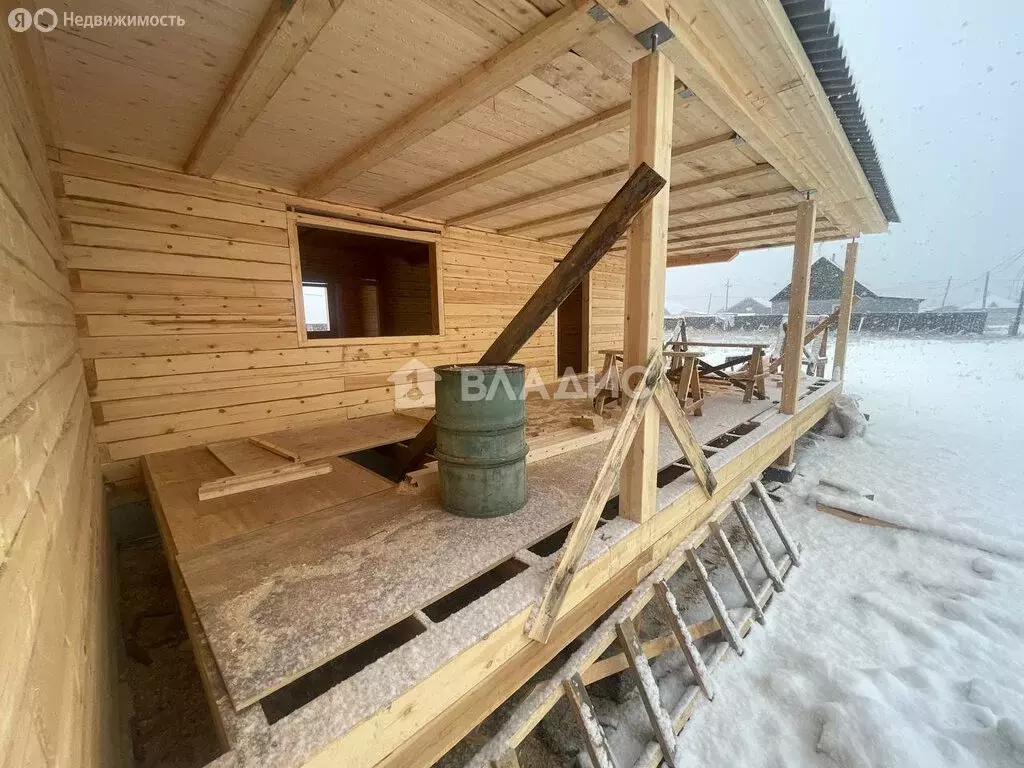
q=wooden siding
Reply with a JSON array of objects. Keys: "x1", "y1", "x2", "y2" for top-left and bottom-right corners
[
  {"x1": 55, "y1": 150, "x2": 626, "y2": 475},
  {"x1": 0, "y1": 27, "x2": 123, "y2": 768}
]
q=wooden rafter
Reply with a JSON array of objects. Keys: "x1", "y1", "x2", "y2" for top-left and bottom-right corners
[
  {"x1": 665, "y1": 250, "x2": 738, "y2": 267},
  {"x1": 668, "y1": 216, "x2": 830, "y2": 245},
  {"x1": 554, "y1": 199, "x2": 800, "y2": 246},
  {"x1": 604, "y1": 0, "x2": 886, "y2": 235},
  {"x1": 301, "y1": 1, "x2": 609, "y2": 198},
  {"x1": 449, "y1": 133, "x2": 740, "y2": 227},
  {"x1": 667, "y1": 205, "x2": 799, "y2": 235},
  {"x1": 501, "y1": 184, "x2": 796, "y2": 238},
  {"x1": 539, "y1": 164, "x2": 777, "y2": 242},
  {"x1": 186, "y1": 0, "x2": 347, "y2": 177},
  {"x1": 666, "y1": 228, "x2": 843, "y2": 257},
  {"x1": 384, "y1": 102, "x2": 630, "y2": 214}
]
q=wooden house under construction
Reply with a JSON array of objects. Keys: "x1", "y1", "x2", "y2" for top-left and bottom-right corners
[{"x1": 1, "y1": 0, "x2": 897, "y2": 766}]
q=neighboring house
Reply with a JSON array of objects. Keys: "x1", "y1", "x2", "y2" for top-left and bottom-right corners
[
  {"x1": 725, "y1": 297, "x2": 771, "y2": 314},
  {"x1": 771, "y1": 257, "x2": 923, "y2": 314}
]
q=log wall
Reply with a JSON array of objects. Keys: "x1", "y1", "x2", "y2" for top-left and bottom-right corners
[
  {"x1": 0, "y1": 27, "x2": 124, "y2": 768},
  {"x1": 53, "y1": 151, "x2": 627, "y2": 479}
]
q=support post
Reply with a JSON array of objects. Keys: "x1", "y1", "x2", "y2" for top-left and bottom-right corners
[
  {"x1": 620, "y1": 50, "x2": 674, "y2": 522},
  {"x1": 778, "y1": 198, "x2": 816, "y2": 466},
  {"x1": 1011, "y1": 279, "x2": 1024, "y2": 337},
  {"x1": 832, "y1": 239, "x2": 858, "y2": 381}
]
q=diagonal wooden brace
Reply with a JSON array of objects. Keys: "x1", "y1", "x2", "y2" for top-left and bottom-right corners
[
  {"x1": 527, "y1": 354, "x2": 663, "y2": 643},
  {"x1": 653, "y1": 378, "x2": 716, "y2": 497},
  {"x1": 399, "y1": 163, "x2": 667, "y2": 474}
]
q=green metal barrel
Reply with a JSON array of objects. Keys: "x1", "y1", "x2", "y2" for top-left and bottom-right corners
[{"x1": 433, "y1": 363, "x2": 528, "y2": 518}]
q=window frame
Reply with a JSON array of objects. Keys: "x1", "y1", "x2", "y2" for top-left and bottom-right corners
[{"x1": 287, "y1": 211, "x2": 445, "y2": 346}]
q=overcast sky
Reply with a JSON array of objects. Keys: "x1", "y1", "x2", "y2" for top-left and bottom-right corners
[{"x1": 664, "y1": 0, "x2": 1024, "y2": 314}]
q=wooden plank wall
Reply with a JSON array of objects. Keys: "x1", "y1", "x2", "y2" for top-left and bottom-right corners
[
  {"x1": 0, "y1": 27, "x2": 124, "y2": 768},
  {"x1": 53, "y1": 151, "x2": 626, "y2": 480},
  {"x1": 590, "y1": 252, "x2": 626, "y2": 369}
]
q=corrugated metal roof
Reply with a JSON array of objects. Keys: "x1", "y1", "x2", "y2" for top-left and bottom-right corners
[{"x1": 780, "y1": 0, "x2": 900, "y2": 223}]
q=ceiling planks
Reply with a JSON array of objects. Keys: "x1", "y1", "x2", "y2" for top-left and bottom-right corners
[
  {"x1": 384, "y1": 99, "x2": 630, "y2": 214},
  {"x1": 450, "y1": 133, "x2": 746, "y2": 227},
  {"x1": 502, "y1": 185, "x2": 798, "y2": 238},
  {"x1": 300, "y1": 0, "x2": 611, "y2": 198},
  {"x1": 186, "y1": 0, "x2": 349, "y2": 177}
]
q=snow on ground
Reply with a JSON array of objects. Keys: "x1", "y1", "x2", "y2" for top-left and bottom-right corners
[{"x1": 600, "y1": 335, "x2": 1024, "y2": 768}]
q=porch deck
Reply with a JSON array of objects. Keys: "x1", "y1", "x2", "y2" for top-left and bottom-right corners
[{"x1": 143, "y1": 374, "x2": 836, "y2": 768}]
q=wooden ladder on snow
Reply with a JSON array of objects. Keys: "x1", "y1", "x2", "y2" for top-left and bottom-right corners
[{"x1": 475, "y1": 479, "x2": 802, "y2": 768}]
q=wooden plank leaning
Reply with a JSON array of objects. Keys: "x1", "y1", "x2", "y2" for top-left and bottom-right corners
[
  {"x1": 752, "y1": 479, "x2": 801, "y2": 566},
  {"x1": 399, "y1": 162, "x2": 667, "y2": 474},
  {"x1": 527, "y1": 353, "x2": 663, "y2": 643},
  {"x1": 615, "y1": 619, "x2": 677, "y2": 767},
  {"x1": 653, "y1": 378, "x2": 716, "y2": 498},
  {"x1": 562, "y1": 674, "x2": 621, "y2": 768},
  {"x1": 654, "y1": 580, "x2": 714, "y2": 701}
]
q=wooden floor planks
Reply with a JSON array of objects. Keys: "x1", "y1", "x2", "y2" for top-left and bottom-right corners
[
  {"x1": 249, "y1": 411, "x2": 426, "y2": 462},
  {"x1": 143, "y1": 450, "x2": 394, "y2": 555},
  {"x1": 148, "y1": 380, "x2": 818, "y2": 713}
]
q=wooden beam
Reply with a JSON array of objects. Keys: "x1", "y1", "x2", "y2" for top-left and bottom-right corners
[
  {"x1": 668, "y1": 216, "x2": 830, "y2": 245},
  {"x1": 562, "y1": 675, "x2": 621, "y2": 768},
  {"x1": 452, "y1": 133, "x2": 740, "y2": 227},
  {"x1": 665, "y1": 250, "x2": 738, "y2": 268},
  {"x1": 541, "y1": 163, "x2": 773, "y2": 242},
  {"x1": 603, "y1": 0, "x2": 887, "y2": 235},
  {"x1": 502, "y1": 185, "x2": 795, "y2": 239},
  {"x1": 185, "y1": 0, "x2": 345, "y2": 176},
  {"x1": 667, "y1": 205, "x2": 799, "y2": 235},
  {"x1": 449, "y1": 166, "x2": 625, "y2": 227},
  {"x1": 399, "y1": 163, "x2": 666, "y2": 473},
  {"x1": 778, "y1": 198, "x2": 815, "y2": 466},
  {"x1": 540, "y1": 165, "x2": 777, "y2": 244},
  {"x1": 780, "y1": 198, "x2": 816, "y2": 416},
  {"x1": 654, "y1": 580, "x2": 714, "y2": 700},
  {"x1": 527, "y1": 355, "x2": 662, "y2": 643},
  {"x1": 196, "y1": 462, "x2": 332, "y2": 500},
  {"x1": 616, "y1": 619, "x2": 677, "y2": 767},
  {"x1": 301, "y1": 1, "x2": 609, "y2": 198},
  {"x1": 663, "y1": 226, "x2": 840, "y2": 257},
  {"x1": 832, "y1": 240, "x2": 858, "y2": 380},
  {"x1": 385, "y1": 102, "x2": 630, "y2": 214},
  {"x1": 620, "y1": 51, "x2": 674, "y2": 524}
]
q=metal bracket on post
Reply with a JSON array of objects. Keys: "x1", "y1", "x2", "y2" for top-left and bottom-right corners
[{"x1": 635, "y1": 21, "x2": 674, "y2": 51}]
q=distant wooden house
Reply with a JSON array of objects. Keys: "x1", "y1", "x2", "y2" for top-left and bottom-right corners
[{"x1": 772, "y1": 257, "x2": 922, "y2": 314}]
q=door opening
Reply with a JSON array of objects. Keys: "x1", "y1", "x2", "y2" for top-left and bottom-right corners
[{"x1": 557, "y1": 281, "x2": 586, "y2": 378}]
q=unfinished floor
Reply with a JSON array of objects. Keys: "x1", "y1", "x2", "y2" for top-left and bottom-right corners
[{"x1": 140, "y1": 372, "x2": 834, "y2": 767}]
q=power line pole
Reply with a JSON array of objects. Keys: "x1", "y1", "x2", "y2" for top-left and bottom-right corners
[
  {"x1": 981, "y1": 271, "x2": 990, "y2": 309},
  {"x1": 1011, "y1": 279, "x2": 1024, "y2": 337},
  {"x1": 940, "y1": 276, "x2": 952, "y2": 309},
  {"x1": 723, "y1": 279, "x2": 730, "y2": 312},
  {"x1": 706, "y1": 293, "x2": 712, "y2": 314}
]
